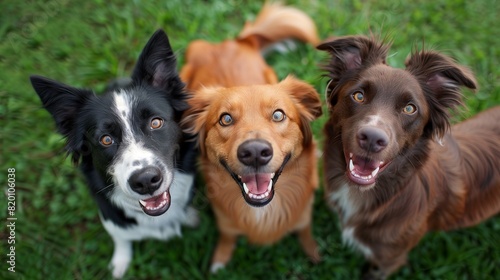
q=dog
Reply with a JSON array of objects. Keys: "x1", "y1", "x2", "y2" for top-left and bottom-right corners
[
  {"x1": 179, "y1": 3, "x2": 319, "y2": 91},
  {"x1": 317, "y1": 35, "x2": 500, "y2": 279},
  {"x1": 182, "y1": 76, "x2": 322, "y2": 272},
  {"x1": 30, "y1": 29, "x2": 199, "y2": 278},
  {"x1": 179, "y1": 3, "x2": 321, "y2": 272}
]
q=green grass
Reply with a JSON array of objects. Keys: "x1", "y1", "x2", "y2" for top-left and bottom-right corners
[{"x1": 1, "y1": 0, "x2": 499, "y2": 279}]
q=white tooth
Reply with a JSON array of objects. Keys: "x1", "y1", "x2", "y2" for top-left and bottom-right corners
[
  {"x1": 271, "y1": 173, "x2": 275, "y2": 179},
  {"x1": 267, "y1": 180, "x2": 273, "y2": 192},
  {"x1": 243, "y1": 183, "x2": 249, "y2": 194},
  {"x1": 349, "y1": 159, "x2": 355, "y2": 171},
  {"x1": 349, "y1": 153, "x2": 353, "y2": 158},
  {"x1": 238, "y1": 175, "x2": 242, "y2": 179},
  {"x1": 139, "y1": 200, "x2": 147, "y2": 207},
  {"x1": 371, "y1": 167, "x2": 380, "y2": 177}
]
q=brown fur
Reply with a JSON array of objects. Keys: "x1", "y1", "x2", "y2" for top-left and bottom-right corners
[
  {"x1": 179, "y1": 3, "x2": 319, "y2": 91},
  {"x1": 183, "y1": 77, "x2": 322, "y2": 272},
  {"x1": 180, "y1": 3, "x2": 321, "y2": 272},
  {"x1": 318, "y1": 35, "x2": 500, "y2": 279}
]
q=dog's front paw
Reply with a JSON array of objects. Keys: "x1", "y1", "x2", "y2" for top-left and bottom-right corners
[
  {"x1": 361, "y1": 263, "x2": 386, "y2": 280},
  {"x1": 183, "y1": 206, "x2": 200, "y2": 228},
  {"x1": 109, "y1": 258, "x2": 130, "y2": 279},
  {"x1": 108, "y1": 239, "x2": 132, "y2": 279},
  {"x1": 210, "y1": 262, "x2": 226, "y2": 274}
]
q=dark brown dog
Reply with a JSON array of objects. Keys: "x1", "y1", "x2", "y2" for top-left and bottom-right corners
[{"x1": 318, "y1": 35, "x2": 500, "y2": 279}]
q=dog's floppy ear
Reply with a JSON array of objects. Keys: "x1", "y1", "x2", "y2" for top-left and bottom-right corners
[
  {"x1": 405, "y1": 50, "x2": 477, "y2": 141},
  {"x1": 132, "y1": 29, "x2": 188, "y2": 116},
  {"x1": 281, "y1": 76, "x2": 322, "y2": 146},
  {"x1": 317, "y1": 35, "x2": 389, "y2": 108},
  {"x1": 30, "y1": 75, "x2": 93, "y2": 164},
  {"x1": 181, "y1": 88, "x2": 218, "y2": 154}
]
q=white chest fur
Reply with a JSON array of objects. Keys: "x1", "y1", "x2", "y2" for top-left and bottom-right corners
[{"x1": 329, "y1": 182, "x2": 373, "y2": 258}]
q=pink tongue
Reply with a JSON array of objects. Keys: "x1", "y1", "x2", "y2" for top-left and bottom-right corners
[
  {"x1": 241, "y1": 173, "x2": 272, "y2": 195},
  {"x1": 142, "y1": 192, "x2": 168, "y2": 209},
  {"x1": 352, "y1": 155, "x2": 381, "y2": 176}
]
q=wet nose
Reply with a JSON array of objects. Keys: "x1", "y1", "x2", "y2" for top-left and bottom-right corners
[
  {"x1": 128, "y1": 166, "x2": 163, "y2": 195},
  {"x1": 237, "y1": 139, "x2": 273, "y2": 167},
  {"x1": 357, "y1": 127, "x2": 389, "y2": 153}
]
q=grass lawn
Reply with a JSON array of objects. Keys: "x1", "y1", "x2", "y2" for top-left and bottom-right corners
[{"x1": 1, "y1": 0, "x2": 499, "y2": 279}]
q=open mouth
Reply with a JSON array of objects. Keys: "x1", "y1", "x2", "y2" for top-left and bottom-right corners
[
  {"x1": 138, "y1": 190, "x2": 171, "y2": 216},
  {"x1": 346, "y1": 153, "x2": 389, "y2": 187},
  {"x1": 220, "y1": 154, "x2": 291, "y2": 207}
]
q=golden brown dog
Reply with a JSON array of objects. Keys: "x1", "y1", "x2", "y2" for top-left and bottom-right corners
[
  {"x1": 179, "y1": 3, "x2": 319, "y2": 90},
  {"x1": 180, "y1": 3, "x2": 321, "y2": 272},
  {"x1": 318, "y1": 35, "x2": 500, "y2": 279},
  {"x1": 182, "y1": 76, "x2": 322, "y2": 272}
]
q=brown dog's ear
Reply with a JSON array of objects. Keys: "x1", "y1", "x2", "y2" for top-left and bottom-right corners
[
  {"x1": 281, "y1": 76, "x2": 322, "y2": 146},
  {"x1": 405, "y1": 50, "x2": 477, "y2": 141},
  {"x1": 282, "y1": 76, "x2": 322, "y2": 120},
  {"x1": 317, "y1": 35, "x2": 390, "y2": 107},
  {"x1": 181, "y1": 88, "x2": 217, "y2": 154}
]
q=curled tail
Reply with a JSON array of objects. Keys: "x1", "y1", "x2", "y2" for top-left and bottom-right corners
[{"x1": 237, "y1": 3, "x2": 319, "y2": 50}]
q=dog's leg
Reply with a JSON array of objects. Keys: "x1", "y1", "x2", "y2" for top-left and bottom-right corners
[
  {"x1": 297, "y1": 223, "x2": 321, "y2": 263},
  {"x1": 210, "y1": 232, "x2": 237, "y2": 273},
  {"x1": 109, "y1": 237, "x2": 132, "y2": 279}
]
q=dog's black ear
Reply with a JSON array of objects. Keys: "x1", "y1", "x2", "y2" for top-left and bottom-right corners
[
  {"x1": 317, "y1": 35, "x2": 389, "y2": 107},
  {"x1": 405, "y1": 50, "x2": 477, "y2": 141},
  {"x1": 132, "y1": 29, "x2": 188, "y2": 116},
  {"x1": 30, "y1": 75, "x2": 93, "y2": 163}
]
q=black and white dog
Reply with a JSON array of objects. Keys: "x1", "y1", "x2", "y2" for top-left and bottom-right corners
[{"x1": 30, "y1": 30, "x2": 199, "y2": 278}]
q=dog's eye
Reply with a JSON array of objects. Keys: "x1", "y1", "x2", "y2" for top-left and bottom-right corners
[
  {"x1": 272, "y1": 110, "x2": 286, "y2": 122},
  {"x1": 150, "y1": 118, "x2": 164, "y2": 129},
  {"x1": 100, "y1": 135, "x2": 114, "y2": 146},
  {"x1": 403, "y1": 104, "x2": 417, "y2": 115},
  {"x1": 219, "y1": 113, "x2": 233, "y2": 126},
  {"x1": 352, "y1": 92, "x2": 365, "y2": 103}
]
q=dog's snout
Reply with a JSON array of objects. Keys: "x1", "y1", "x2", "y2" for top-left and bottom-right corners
[
  {"x1": 357, "y1": 127, "x2": 389, "y2": 153},
  {"x1": 128, "y1": 166, "x2": 163, "y2": 195},
  {"x1": 237, "y1": 139, "x2": 273, "y2": 167}
]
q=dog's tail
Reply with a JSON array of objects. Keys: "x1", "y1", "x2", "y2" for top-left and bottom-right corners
[{"x1": 237, "y1": 3, "x2": 319, "y2": 50}]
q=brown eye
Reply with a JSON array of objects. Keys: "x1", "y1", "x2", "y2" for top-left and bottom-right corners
[
  {"x1": 100, "y1": 135, "x2": 113, "y2": 146},
  {"x1": 272, "y1": 110, "x2": 285, "y2": 122},
  {"x1": 219, "y1": 113, "x2": 233, "y2": 126},
  {"x1": 150, "y1": 118, "x2": 164, "y2": 129},
  {"x1": 352, "y1": 92, "x2": 365, "y2": 103},
  {"x1": 403, "y1": 104, "x2": 417, "y2": 115}
]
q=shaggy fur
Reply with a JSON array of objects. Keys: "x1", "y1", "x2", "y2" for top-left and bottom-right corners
[
  {"x1": 179, "y1": 3, "x2": 319, "y2": 91},
  {"x1": 183, "y1": 77, "x2": 322, "y2": 272},
  {"x1": 180, "y1": 3, "x2": 321, "y2": 273},
  {"x1": 30, "y1": 30, "x2": 198, "y2": 278},
  {"x1": 318, "y1": 35, "x2": 500, "y2": 279}
]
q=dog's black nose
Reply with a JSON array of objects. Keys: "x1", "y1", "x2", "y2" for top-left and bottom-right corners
[
  {"x1": 128, "y1": 166, "x2": 163, "y2": 195},
  {"x1": 357, "y1": 127, "x2": 389, "y2": 153},
  {"x1": 237, "y1": 139, "x2": 273, "y2": 167}
]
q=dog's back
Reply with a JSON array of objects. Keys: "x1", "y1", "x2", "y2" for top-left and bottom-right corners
[
  {"x1": 180, "y1": 3, "x2": 319, "y2": 90},
  {"x1": 428, "y1": 107, "x2": 500, "y2": 230}
]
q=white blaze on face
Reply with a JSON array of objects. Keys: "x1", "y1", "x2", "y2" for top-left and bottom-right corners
[
  {"x1": 365, "y1": 114, "x2": 383, "y2": 126},
  {"x1": 109, "y1": 91, "x2": 172, "y2": 197}
]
